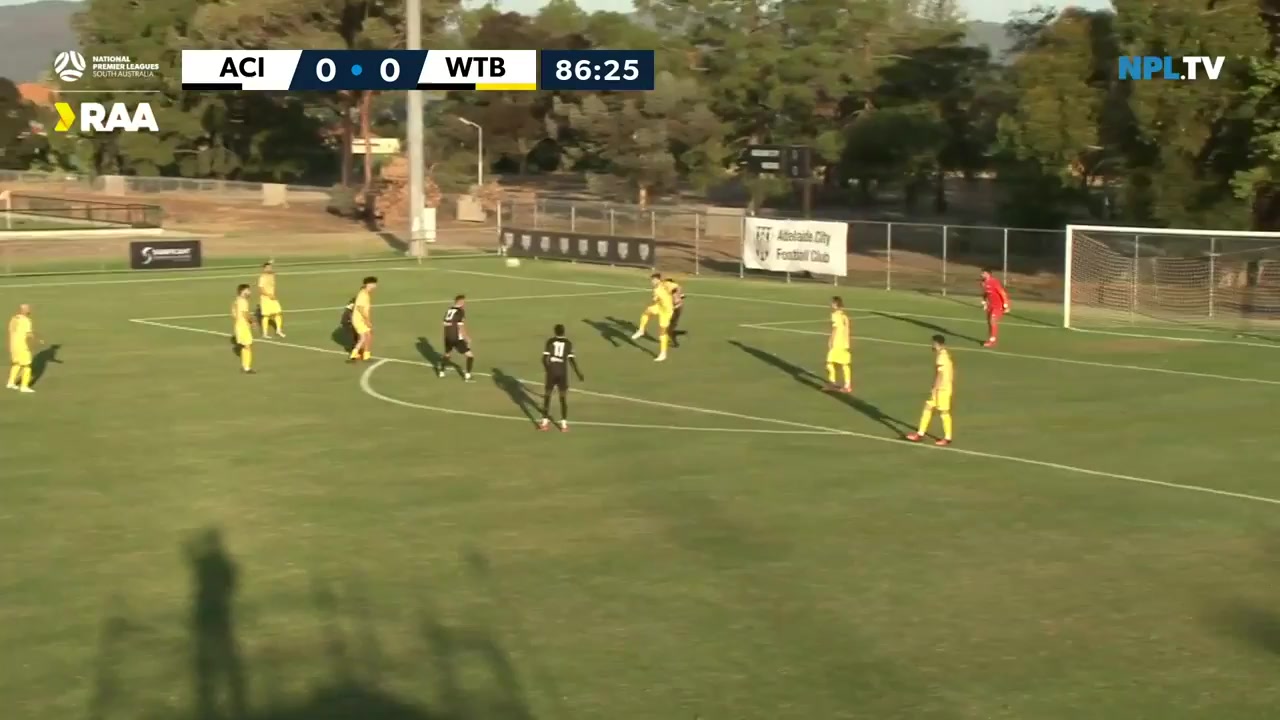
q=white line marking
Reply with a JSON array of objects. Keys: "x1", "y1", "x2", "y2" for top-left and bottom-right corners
[
  {"x1": 359, "y1": 360, "x2": 841, "y2": 435},
  {"x1": 0, "y1": 264, "x2": 412, "y2": 290},
  {"x1": 1072, "y1": 327, "x2": 1279, "y2": 349},
  {"x1": 133, "y1": 317, "x2": 1280, "y2": 507},
  {"x1": 740, "y1": 323, "x2": 1280, "y2": 386},
  {"x1": 136, "y1": 290, "x2": 641, "y2": 321}
]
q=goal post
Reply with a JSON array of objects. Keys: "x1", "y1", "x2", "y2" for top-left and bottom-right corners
[{"x1": 1064, "y1": 224, "x2": 1280, "y2": 336}]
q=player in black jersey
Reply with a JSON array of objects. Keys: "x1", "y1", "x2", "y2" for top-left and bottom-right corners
[
  {"x1": 436, "y1": 295, "x2": 475, "y2": 381},
  {"x1": 538, "y1": 323, "x2": 583, "y2": 432},
  {"x1": 662, "y1": 277, "x2": 686, "y2": 347}
]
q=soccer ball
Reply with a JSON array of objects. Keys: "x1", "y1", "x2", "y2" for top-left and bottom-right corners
[
  {"x1": 54, "y1": 51, "x2": 86, "y2": 83},
  {"x1": 505, "y1": 258, "x2": 521, "y2": 268}
]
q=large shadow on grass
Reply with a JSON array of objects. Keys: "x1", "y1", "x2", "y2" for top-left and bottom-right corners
[
  {"x1": 871, "y1": 312, "x2": 984, "y2": 345},
  {"x1": 583, "y1": 317, "x2": 653, "y2": 356},
  {"x1": 415, "y1": 336, "x2": 443, "y2": 367},
  {"x1": 491, "y1": 368, "x2": 540, "y2": 425},
  {"x1": 331, "y1": 326, "x2": 355, "y2": 353},
  {"x1": 31, "y1": 343, "x2": 62, "y2": 385},
  {"x1": 728, "y1": 340, "x2": 911, "y2": 436},
  {"x1": 87, "y1": 532, "x2": 538, "y2": 720}
]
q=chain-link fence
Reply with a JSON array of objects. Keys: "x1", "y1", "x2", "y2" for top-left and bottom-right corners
[
  {"x1": 0, "y1": 170, "x2": 330, "y2": 203},
  {"x1": 499, "y1": 199, "x2": 1066, "y2": 301}
]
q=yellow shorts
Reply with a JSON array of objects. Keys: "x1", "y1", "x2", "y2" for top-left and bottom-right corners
[
  {"x1": 234, "y1": 327, "x2": 254, "y2": 347},
  {"x1": 10, "y1": 349, "x2": 31, "y2": 366},
  {"x1": 826, "y1": 348, "x2": 850, "y2": 365},
  {"x1": 927, "y1": 390, "x2": 953, "y2": 412},
  {"x1": 260, "y1": 298, "x2": 282, "y2": 316},
  {"x1": 352, "y1": 319, "x2": 370, "y2": 335},
  {"x1": 658, "y1": 311, "x2": 673, "y2": 329},
  {"x1": 645, "y1": 303, "x2": 661, "y2": 316}
]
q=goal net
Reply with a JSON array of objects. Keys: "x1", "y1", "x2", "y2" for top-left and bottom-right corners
[{"x1": 1064, "y1": 224, "x2": 1280, "y2": 338}]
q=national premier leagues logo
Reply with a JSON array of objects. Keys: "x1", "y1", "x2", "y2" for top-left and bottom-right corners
[
  {"x1": 54, "y1": 51, "x2": 86, "y2": 82},
  {"x1": 753, "y1": 226, "x2": 773, "y2": 263}
]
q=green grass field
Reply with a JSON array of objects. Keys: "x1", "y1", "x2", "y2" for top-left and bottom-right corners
[{"x1": 2, "y1": 257, "x2": 1279, "y2": 720}]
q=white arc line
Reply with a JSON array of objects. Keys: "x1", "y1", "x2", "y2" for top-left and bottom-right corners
[
  {"x1": 739, "y1": 323, "x2": 1280, "y2": 386},
  {"x1": 359, "y1": 360, "x2": 842, "y2": 435},
  {"x1": 130, "y1": 317, "x2": 1280, "y2": 507}
]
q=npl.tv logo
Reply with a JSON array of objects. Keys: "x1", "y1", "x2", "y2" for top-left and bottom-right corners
[
  {"x1": 53, "y1": 102, "x2": 158, "y2": 132},
  {"x1": 1118, "y1": 56, "x2": 1225, "y2": 80}
]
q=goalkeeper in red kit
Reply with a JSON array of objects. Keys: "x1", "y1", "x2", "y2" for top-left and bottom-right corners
[{"x1": 980, "y1": 269, "x2": 1009, "y2": 347}]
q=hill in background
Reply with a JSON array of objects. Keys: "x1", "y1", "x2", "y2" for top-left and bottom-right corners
[
  {"x1": 0, "y1": 0, "x2": 80, "y2": 83},
  {"x1": 0, "y1": 1, "x2": 1016, "y2": 84}
]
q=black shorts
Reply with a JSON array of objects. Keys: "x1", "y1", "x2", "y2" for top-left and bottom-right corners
[
  {"x1": 670, "y1": 307, "x2": 683, "y2": 324},
  {"x1": 545, "y1": 366, "x2": 569, "y2": 391},
  {"x1": 444, "y1": 334, "x2": 470, "y2": 354}
]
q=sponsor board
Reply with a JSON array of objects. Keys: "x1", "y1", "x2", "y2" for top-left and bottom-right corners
[{"x1": 742, "y1": 217, "x2": 847, "y2": 276}]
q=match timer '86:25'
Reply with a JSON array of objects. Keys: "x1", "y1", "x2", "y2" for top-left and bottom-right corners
[{"x1": 538, "y1": 50, "x2": 656, "y2": 91}]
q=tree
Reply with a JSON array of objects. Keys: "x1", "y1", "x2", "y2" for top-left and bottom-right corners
[{"x1": 0, "y1": 78, "x2": 43, "y2": 170}]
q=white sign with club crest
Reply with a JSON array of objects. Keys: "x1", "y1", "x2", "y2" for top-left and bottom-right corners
[{"x1": 742, "y1": 217, "x2": 847, "y2": 276}]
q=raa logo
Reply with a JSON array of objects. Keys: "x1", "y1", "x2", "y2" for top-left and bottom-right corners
[{"x1": 54, "y1": 102, "x2": 158, "y2": 132}]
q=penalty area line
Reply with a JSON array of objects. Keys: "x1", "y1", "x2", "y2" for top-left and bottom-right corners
[
  {"x1": 134, "y1": 289, "x2": 642, "y2": 321},
  {"x1": 740, "y1": 323, "x2": 1280, "y2": 387},
  {"x1": 129, "y1": 316, "x2": 1280, "y2": 508}
]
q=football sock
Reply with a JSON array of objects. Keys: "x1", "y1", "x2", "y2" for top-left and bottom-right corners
[
  {"x1": 917, "y1": 406, "x2": 933, "y2": 435},
  {"x1": 361, "y1": 350, "x2": 371, "y2": 360},
  {"x1": 274, "y1": 316, "x2": 283, "y2": 333},
  {"x1": 20, "y1": 366, "x2": 31, "y2": 388},
  {"x1": 636, "y1": 315, "x2": 649, "y2": 334},
  {"x1": 465, "y1": 356, "x2": 474, "y2": 374},
  {"x1": 826, "y1": 363, "x2": 837, "y2": 384},
  {"x1": 241, "y1": 347, "x2": 253, "y2": 371},
  {"x1": 541, "y1": 394, "x2": 552, "y2": 418},
  {"x1": 559, "y1": 393, "x2": 568, "y2": 420},
  {"x1": 7, "y1": 364, "x2": 19, "y2": 385},
  {"x1": 841, "y1": 364, "x2": 852, "y2": 388},
  {"x1": 941, "y1": 412, "x2": 953, "y2": 440},
  {"x1": 659, "y1": 334, "x2": 669, "y2": 355}
]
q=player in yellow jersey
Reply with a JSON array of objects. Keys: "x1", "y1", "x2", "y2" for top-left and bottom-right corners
[
  {"x1": 232, "y1": 284, "x2": 257, "y2": 374},
  {"x1": 258, "y1": 261, "x2": 285, "y2": 338},
  {"x1": 661, "y1": 276, "x2": 686, "y2": 347},
  {"x1": 907, "y1": 334, "x2": 954, "y2": 446},
  {"x1": 348, "y1": 276, "x2": 377, "y2": 362},
  {"x1": 824, "y1": 296, "x2": 852, "y2": 393},
  {"x1": 631, "y1": 273, "x2": 674, "y2": 362},
  {"x1": 7, "y1": 303, "x2": 39, "y2": 393}
]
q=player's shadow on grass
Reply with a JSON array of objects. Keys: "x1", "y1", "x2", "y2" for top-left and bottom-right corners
[
  {"x1": 583, "y1": 317, "x2": 650, "y2": 354},
  {"x1": 872, "y1": 312, "x2": 984, "y2": 345},
  {"x1": 332, "y1": 326, "x2": 355, "y2": 353},
  {"x1": 30, "y1": 343, "x2": 62, "y2": 386},
  {"x1": 414, "y1": 336, "x2": 443, "y2": 368},
  {"x1": 728, "y1": 340, "x2": 912, "y2": 436},
  {"x1": 491, "y1": 368, "x2": 540, "y2": 425},
  {"x1": 187, "y1": 527, "x2": 247, "y2": 720},
  {"x1": 918, "y1": 290, "x2": 1056, "y2": 328}
]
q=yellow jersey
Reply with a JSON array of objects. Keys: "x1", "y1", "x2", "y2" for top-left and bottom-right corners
[
  {"x1": 830, "y1": 310, "x2": 850, "y2": 350},
  {"x1": 232, "y1": 297, "x2": 252, "y2": 329},
  {"x1": 935, "y1": 349, "x2": 954, "y2": 394},
  {"x1": 353, "y1": 288, "x2": 372, "y2": 322},
  {"x1": 9, "y1": 314, "x2": 32, "y2": 347},
  {"x1": 653, "y1": 285, "x2": 674, "y2": 313},
  {"x1": 258, "y1": 273, "x2": 276, "y2": 299},
  {"x1": 662, "y1": 279, "x2": 682, "y2": 307}
]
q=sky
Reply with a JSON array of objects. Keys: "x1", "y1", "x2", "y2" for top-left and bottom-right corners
[{"x1": 0, "y1": 0, "x2": 1114, "y2": 23}]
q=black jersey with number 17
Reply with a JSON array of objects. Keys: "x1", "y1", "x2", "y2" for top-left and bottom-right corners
[
  {"x1": 543, "y1": 336, "x2": 574, "y2": 367},
  {"x1": 442, "y1": 305, "x2": 465, "y2": 338}
]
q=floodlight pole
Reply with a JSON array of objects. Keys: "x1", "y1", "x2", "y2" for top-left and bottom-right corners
[
  {"x1": 406, "y1": 0, "x2": 426, "y2": 257},
  {"x1": 456, "y1": 117, "x2": 483, "y2": 187}
]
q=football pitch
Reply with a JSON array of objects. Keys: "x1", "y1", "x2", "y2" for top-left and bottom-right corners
[{"x1": 2, "y1": 256, "x2": 1279, "y2": 720}]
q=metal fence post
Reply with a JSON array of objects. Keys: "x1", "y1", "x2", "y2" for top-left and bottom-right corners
[
  {"x1": 694, "y1": 212, "x2": 701, "y2": 276},
  {"x1": 609, "y1": 208, "x2": 615, "y2": 235},
  {"x1": 941, "y1": 224, "x2": 949, "y2": 297},
  {"x1": 1131, "y1": 234, "x2": 1140, "y2": 321},
  {"x1": 570, "y1": 204, "x2": 576, "y2": 232},
  {"x1": 650, "y1": 210, "x2": 656, "y2": 238},
  {"x1": 1001, "y1": 227, "x2": 1009, "y2": 285},
  {"x1": 886, "y1": 222, "x2": 893, "y2": 291},
  {"x1": 1208, "y1": 237, "x2": 1216, "y2": 318},
  {"x1": 533, "y1": 199, "x2": 540, "y2": 229},
  {"x1": 739, "y1": 215, "x2": 745, "y2": 278}
]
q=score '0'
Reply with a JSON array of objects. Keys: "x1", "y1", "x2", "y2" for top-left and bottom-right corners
[{"x1": 314, "y1": 57, "x2": 401, "y2": 82}]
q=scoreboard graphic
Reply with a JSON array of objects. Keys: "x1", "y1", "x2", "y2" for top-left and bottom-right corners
[{"x1": 181, "y1": 49, "x2": 656, "y2": 92}]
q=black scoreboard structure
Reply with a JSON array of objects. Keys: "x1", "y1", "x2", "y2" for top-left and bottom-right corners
[{"x1": 742, "y1": 145, "x2": 812, "y2": 180}]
